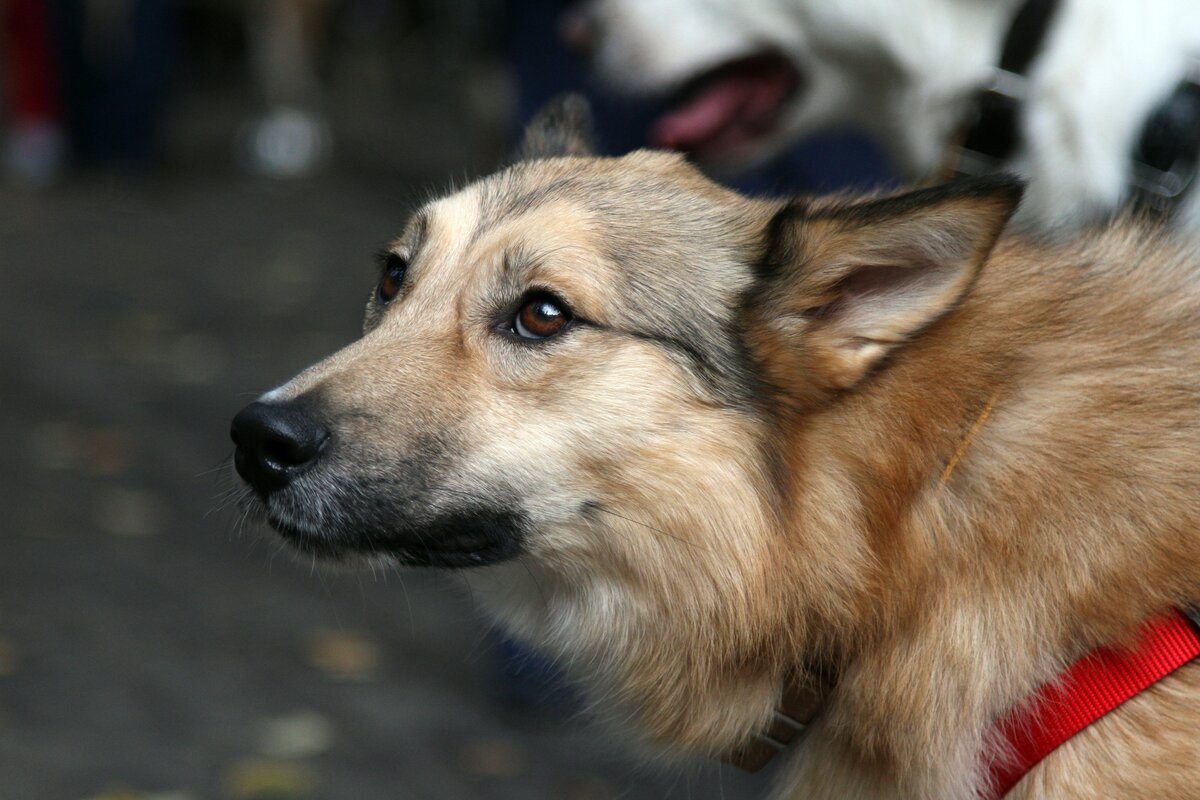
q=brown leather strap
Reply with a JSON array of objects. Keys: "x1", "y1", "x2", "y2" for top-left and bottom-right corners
[{"x1": 721, "y1": 674, "x2": 828, "y2": 771}]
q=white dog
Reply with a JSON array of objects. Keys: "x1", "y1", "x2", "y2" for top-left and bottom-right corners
[{"x1": 569, "y1": 0, "x2": 1200, "y2": 230}]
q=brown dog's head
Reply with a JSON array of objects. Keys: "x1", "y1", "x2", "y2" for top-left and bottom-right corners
[
  {"x1": 231, "y1": 97, "x2": 771, "y2": 570},
  {"x1": 230, "y1": 97, "x2": 1019, "y2": 745}
]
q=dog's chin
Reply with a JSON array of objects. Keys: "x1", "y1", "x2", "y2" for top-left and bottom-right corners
[{"x1": 260, "y1": 506, "x2": 526, "y2": 569}]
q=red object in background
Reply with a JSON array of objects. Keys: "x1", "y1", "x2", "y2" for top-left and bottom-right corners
[{"x1": 4, "y1": 0, "x2": 61, "y2": 122}]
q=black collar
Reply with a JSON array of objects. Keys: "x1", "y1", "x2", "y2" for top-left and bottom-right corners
[
  {"x1": 956, "y1": 0, "x2": 1062, "y2": 172},
  {"x1": 953, "y1": 1, "x2": 1200, "y2": 217}
]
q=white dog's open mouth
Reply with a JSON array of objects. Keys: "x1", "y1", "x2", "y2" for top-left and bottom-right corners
[{"x1": 650, "y1": 52, "x2": 802, "y2": 161}]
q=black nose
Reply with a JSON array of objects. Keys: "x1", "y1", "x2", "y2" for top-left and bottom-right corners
[{"x1": 230, "y1": 401, "x2": 330, "y2": 493}]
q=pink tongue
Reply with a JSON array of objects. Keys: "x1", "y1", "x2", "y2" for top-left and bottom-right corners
[
  {"x1": 650, "y1": 58, "x2": 797, "y2": 157},
  {"x1": 651, "y1": 76, "x2": 756, "y2": 151}
]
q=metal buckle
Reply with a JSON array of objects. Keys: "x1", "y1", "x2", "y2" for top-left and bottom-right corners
[
  {"x1": 1128, "y1": 161, "x2": 1196, "y2": 213},
  {"x1": 751, "y1": 732, "x2": 788, "y2": 752},
  {"x1": 986, "y1": 68, "x2": 1028, "y2": 103},
  {"x1": 753, "y1": 710, "x2": 809, "y2": 750},
  {"x1": 951, "y1": 147, "x2": 1003, "y2": 178},
  {"x1": 949, "y1": 68, "x2": 1028, "y2": 177}
]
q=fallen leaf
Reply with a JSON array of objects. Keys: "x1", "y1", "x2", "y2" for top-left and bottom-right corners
[
  {"x1": 169, "y1": 333, "x2": 226, "y2": 385},
  {"x1": 564, "y1": 777, "x2": 617, "y2": 800},
  {"x1": 107, "y1": 312, "x2": 173, "y2": 366},
  {"x1": 304, "y1": 630, "x2": 380, "y2": 682},
  {"x1": 79, "y1": 427, "x2": 133, "y2": 476},
  {"x1": 94, "y1": 487, "x2": 164, "y2": 538},
  {"x1": 461, "y1": 736, "x2": 527, "y2": 779},
  {"x1": 0, "y1": 637, "x2": 19, "y2": 677},
  {"x1": 224, "y1": 758, "x2": 315, "y2": 799},
  {"x1": 83, "y1": 789, "x2": 196, "y2": 800},
  {"x1": 82, "y1": 789, "x2": 139, "y2": 800},
  {"x1": 256, "y1": 711, "x2": 335, "y2": 759},
  {"x1": 28, "y1": 420, "x2": 79, "y2": 471}
]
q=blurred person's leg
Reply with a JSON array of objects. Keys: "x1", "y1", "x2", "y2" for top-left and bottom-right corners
[
  {"x1": 3, "y1": 0, "x2": 67, "y2": 185},
  {"x1": 240, "y1": 0, "x2": 332, "y2": 178},
  {"x1": 115, "y1": 0, "x2": 177, "y2": 165},
  {"x1": 52, "y1": 0, "x2": 178, "y2": 171}
]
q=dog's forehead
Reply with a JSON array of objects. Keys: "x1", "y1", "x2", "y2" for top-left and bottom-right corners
[
  {"x1": 415, "y1": 152, "x2": 763, "y2": 284},
  {"x1": 374, "y1": 153, "x2": 768, "y2": 406}
]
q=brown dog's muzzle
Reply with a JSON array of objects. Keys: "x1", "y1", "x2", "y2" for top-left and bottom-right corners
[{"x1": 229, "y1": 395, "x2": 528, "y2": 568}]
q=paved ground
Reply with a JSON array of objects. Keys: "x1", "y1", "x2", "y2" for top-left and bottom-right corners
[{"x1": 0, "y1": 74, "x2": 772, "y2": 800}]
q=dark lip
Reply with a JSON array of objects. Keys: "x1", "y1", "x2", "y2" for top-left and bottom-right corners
[{"x1": 266, "y1": 514, "x2": 523, "y2": 569}]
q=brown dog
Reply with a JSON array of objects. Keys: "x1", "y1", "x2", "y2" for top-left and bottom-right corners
[{"x1": 230, "y1": 97, "x2": 1200, "y2": 799}]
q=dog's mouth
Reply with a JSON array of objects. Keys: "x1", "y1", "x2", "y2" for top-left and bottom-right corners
[
  {"x1": 254, "y1": 493, "x2": 527, "y2": 569},
  {"x1": 650, "y1": 51, "x2": 803, "y2": 161}
]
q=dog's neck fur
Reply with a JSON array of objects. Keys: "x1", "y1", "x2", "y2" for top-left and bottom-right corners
[
  {"x1": 763, "y1": 229, "x2": 1200, "y2": 797},
  {"x1": 479, "y1": 224, "x2": 1200, "y2": 799}
]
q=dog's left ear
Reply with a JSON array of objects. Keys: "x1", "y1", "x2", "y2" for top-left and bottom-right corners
[
  {"x1": 752, "y1": 176, "x2": 1023, "y2": 393},
  {"x1": 518, "y1": 93, "x2": 596, "y2": 160}
]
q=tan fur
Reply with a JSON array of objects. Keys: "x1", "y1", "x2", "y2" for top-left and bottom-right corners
[{"x1": 249, "y1": 107, "x2": 1200, "y2": 799}]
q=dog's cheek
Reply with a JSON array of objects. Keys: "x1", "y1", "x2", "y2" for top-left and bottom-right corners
[{"x1": 449, "y1": 429, "x2": 588, "y2": 554}]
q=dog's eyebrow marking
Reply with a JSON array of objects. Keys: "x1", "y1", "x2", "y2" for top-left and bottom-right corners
[
  {"x1": 500, "y1": 244, "x2": 580, "y2": 282},
  {"x1": 501, "y1": 247, "x2": 526, "y2": 278},
  {"x1": 472, "y1": 172, "x2": 625, "y2": 250},
  {"x1": 383, "y1": 212, "x2": 429, "y2": 265},
  {"x1": 495, "y1": 246, "x2": 560, "y2": 291},
  {"x1": 468, "y1": 175, "x2": 580, "y2": 250},
  {"x1": 373, "y1": 248, "x2": 405, "y2": 276},
  {"x1": 406, "y1": 212, "x2": 429, "y2": 256},
  {"x1": 501, "y1": 178, "x2": 578, "y2": 219},
  {"x1": 613, "y1": 325, "x2": 750, "y2": 407}
]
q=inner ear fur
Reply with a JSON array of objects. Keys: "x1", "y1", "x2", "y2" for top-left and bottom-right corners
[
  {"x1": 518, "y1": 93, "x2": 596, "y2": 160},
  {"x1": 752, "y1": 176, "x2": 1024, "y2": 393}
]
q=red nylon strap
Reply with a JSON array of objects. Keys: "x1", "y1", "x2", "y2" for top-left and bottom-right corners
[{"x1": 986, "y1": 609, "x2": 1200, "y2": 799}]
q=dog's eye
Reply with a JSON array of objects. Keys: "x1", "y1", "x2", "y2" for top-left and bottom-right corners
[
  {"x1": 513, "y1": 293, "x2": 571, "y2": 340},
  {"x1": 376, "y1": 254, "x2": 407, "y2": 303}
]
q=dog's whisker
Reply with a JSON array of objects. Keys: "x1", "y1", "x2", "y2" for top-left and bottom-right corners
[
  {"x1": 205, "y1": 486, "x2": 251, "y2": 519},
  {"x1": 194, "y1": 454, "x2": 235, "y2": 478},
  {"x1": 459, "y1": 569, "x2": 477, "y2": 610},
  {"x1": 386, "y1": 563, "x2": 417, "y2": 636},
  {"x1": 518, "y1": 558, "x2": 550, "y2": 613},
  {"x1": 583, "y1": 504, "x2": 707, "y2": 551}
]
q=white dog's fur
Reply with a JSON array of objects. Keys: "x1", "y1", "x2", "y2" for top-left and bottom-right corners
[{"x1": 581, "y1": 0, "x2": 1200, "y2": 230}]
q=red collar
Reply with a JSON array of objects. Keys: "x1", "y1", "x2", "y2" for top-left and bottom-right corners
[{"x1": 985, "y1": 608, "x2": 1200, "y2": 799}]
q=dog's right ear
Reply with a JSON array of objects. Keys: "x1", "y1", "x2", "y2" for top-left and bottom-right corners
[
  {"x1": 518, "y1": 93, "x2": 597, "y2": 160},
  {"x1": 749, "y1": 176, "x2": 1023, "y2": 395}
]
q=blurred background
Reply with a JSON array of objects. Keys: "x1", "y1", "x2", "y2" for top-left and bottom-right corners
[{"x1": 0, "y1": 1, "x2": 893, "y2": 798}]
